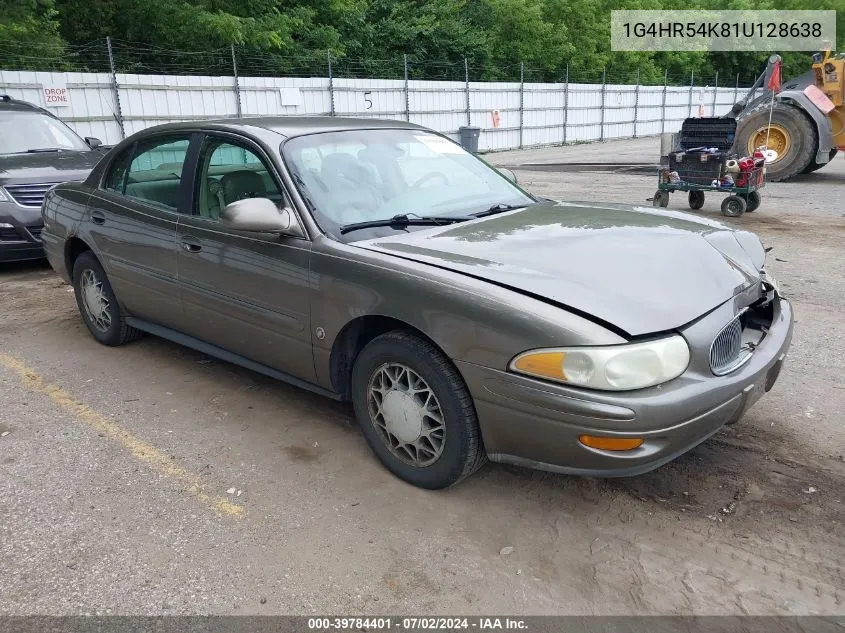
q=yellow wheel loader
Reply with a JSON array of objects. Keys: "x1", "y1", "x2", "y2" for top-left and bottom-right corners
[{"x1": 730, "y1": 50, "x2": 844, "y2": 181}]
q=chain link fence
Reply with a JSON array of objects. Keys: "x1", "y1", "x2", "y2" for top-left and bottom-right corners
[{"x1": 0, "y1": 39, "x2": 755, "y2": 152}]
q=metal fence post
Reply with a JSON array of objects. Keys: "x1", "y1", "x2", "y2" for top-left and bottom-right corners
[
  {"x1": 562, "y1": 64, "x2": 569, "y2": 145},
  {"x1": 633, "y1": 68, "x2": 640, "y2": 138},
  {"x1": 688, "y1": 70, "x2": 695, "y2": 118},
  {"x1": 734, "y1": 73, "x2": 740, "y2": 105},
  {"x1": 599, "y1": 67, "x2": 606, "y2": 141},
  {"x1": 518, "y1": 61, "x2": 525, "y2": 149},
  {"x1": 464, "y1": 58, "x2": 470, "y2": 126},
  {"x1": 231, "y1": 44, "x2": 242, "y2": 118},
  {"x1": 711, "y1": 71, "x2": 718, "y2": 116},
  {"x1": 403, "y1": 53, "x2": 410, "y2": 122},
  {"x1": 661, "y1": 68, "x2": 667, "y2": 134},
  {"x1": 106, "y1": 37, "x2": 125, "y2": 140},
  {"x1": 327, "y1": 51, "x2": 335, "y2": 116}
]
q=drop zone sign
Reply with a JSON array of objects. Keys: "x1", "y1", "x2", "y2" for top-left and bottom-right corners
[{"x1": 43, "y1": 84, "x2": 70, "y2": 107}]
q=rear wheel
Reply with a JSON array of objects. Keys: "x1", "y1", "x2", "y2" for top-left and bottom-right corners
[
  {"x1": 350, "y1": 331, "x2": 486, "y2": 489},
  {"x1": 72, "y1": 251, "x2": 143, "y2": 346},
  {"x1": 735, "y1": 102, "x2": 817, "y2": 182},
  {"x1": 721, "y1": 195, "x2": 747, "y2": 218},
  {"x1": 688, "y1": 190, "x2": 705, "y2": 210},
  {"x1": 742, "y1": 191, "x2": 761, "y2": 212}
]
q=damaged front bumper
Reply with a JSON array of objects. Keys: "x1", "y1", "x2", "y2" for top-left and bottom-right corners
[{"x1": 458, "y1": 289, "x2": 793, "y2": 477}]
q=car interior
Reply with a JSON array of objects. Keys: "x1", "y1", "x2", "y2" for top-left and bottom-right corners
[{"x1": 116, "y1": 138, "x2": 288, "y2": 217}]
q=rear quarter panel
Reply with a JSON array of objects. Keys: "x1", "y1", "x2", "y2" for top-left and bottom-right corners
[{"x1": 41, "y1": 183, "x2": 93, "y2": 282}]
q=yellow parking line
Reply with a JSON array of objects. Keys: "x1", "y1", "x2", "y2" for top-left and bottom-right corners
[{"x1": 0, "y1": 353, "x2": 244, "y2": 518}]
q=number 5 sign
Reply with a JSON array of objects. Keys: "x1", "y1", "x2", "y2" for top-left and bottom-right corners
[{"x1": 43, "y1": 84, "x2": 70, "y2": 107}]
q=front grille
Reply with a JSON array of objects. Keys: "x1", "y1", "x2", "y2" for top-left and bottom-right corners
[
  {"x1": 710, "y1": 316, "x2": 751, "y2": 375},
  {"x1": 4, "y1": 182, "x2": 59, "y2": 208}
]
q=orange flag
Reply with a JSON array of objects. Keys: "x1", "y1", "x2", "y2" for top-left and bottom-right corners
[{"x1": 767, "y1": 59, "x2": 781, "y2": 92}]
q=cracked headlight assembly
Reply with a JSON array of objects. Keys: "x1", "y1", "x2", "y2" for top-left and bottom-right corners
[{"x1": 510, "y1": 335, "x2": 690, "y2": 391}]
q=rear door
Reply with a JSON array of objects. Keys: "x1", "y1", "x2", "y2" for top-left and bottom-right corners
[
  {"x1": 175, "y1": 133, "x2": 314, "y2": 381},
  {"x1": 85, "y1": 134, "x2": 194, "y2": 327}
]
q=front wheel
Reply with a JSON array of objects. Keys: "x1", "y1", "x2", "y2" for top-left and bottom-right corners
[
  {"x1": 72, "y1": 251, "x2": 143, "y2": 346},
  {"x1": 652, "y1": 190, "x2": 669, "y2": 208},
  {"x1": 735, "y1": 103, "x2": 817, "y2": 181},
  {"x1": 351, "y1": 331, "x2": 486, "y2": 489},
  {"x1": 721, "y1": 195, "x2": 747, "y2": 218}
]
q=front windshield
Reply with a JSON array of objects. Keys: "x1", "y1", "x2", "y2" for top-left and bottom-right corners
[
  {"x1": 0, "y1": 110, "x2": 90, "y2": 154},
  {"x1": 282, "y1": 129, "x2": 533, "y2": 238}
]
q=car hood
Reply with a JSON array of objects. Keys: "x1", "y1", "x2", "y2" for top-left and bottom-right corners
[
  {"x1": 356, "y1": 202, "x2": 766, "y2": 336},
  {"x1": 0, "y1": 150, "x2": 101, "y2": 184}
]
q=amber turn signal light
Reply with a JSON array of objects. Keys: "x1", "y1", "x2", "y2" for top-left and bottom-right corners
[{"x1": 579, "y1": 435, "x2": 644, "y2": 451}]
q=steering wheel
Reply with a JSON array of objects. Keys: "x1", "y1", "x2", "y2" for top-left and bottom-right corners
[{"x1": 411, "y1": 172, "x2": 449, "y2": 189}]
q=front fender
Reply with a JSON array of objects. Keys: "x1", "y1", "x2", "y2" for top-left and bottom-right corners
[
  {"x1": 308, "y1": 236, "x2": 625, "y2": 392},
  {"x1": 776, "y1": 90, "x2": 834, "y2": 163}
]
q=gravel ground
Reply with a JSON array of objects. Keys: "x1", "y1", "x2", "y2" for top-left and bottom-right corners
[{"x1": 1, "y1": 138, "x2": 843, "y2": 616}]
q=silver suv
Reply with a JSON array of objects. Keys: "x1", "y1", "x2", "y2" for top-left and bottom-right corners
[{"x1": 0, "y1": 95, "x2": 105, "y2": 262}]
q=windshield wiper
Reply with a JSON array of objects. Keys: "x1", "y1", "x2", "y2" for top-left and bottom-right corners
[
  {"x1": 25, "y1": 148, "x2": 64, "y2": 153},
  {"x1": 340, "y1": 213, "x2": 472, "y2": 235},
  {"x1": 472, "y1": 202, "x2": 530, "y2": 218}
]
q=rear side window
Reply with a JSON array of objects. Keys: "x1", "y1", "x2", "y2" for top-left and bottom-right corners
[
  {"x1": 103, "y1": 148, "x2": 132, "y2": 194},
  {"x1": 104, "y1": 136, "x2": 191, "y2": 212}
]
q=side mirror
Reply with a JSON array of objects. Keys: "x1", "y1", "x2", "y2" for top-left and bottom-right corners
[
  {"x1": 221, "y1": 197, "x2": 300, "y2": 235},
  {"x1": 85, "y1": 137, "x2": 103, "y2": 149},
  {"x1": 497, "y1": 167, "x2": 518, "y2": 184}
]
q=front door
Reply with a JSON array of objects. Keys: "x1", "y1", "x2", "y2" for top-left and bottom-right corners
[
  {"x1": 85, "y1": 134, "x2": 192, "y2": 327},
  {"x1": 175, "y1": 134, "x2": 314, "y2": 382}
]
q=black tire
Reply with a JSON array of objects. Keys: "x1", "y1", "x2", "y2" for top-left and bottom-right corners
[
  {"x1": 802, "y1": 148, "x2": 838, "y2": 174},
  {"x1": 652, "y1": 191, "x2": 669, "y2": 208},
  {"x1": 721, "y1": 195, "x2": 747, "y2": 218},
  {"x1": 688, "y1": 190, "x2": 705, "y2": 210},
  {"x1": 72, "y1": 251, "x2": 143, "y2": 346},
  {"x1": 734, "y1": 103, "x2": 817, "y2": 182},
  {"x1": 350, "y1": 331, "x2": 486, "y2": 489},
  {"x1": 742, "y1": 191, "x2": 761, "y2": 212}
]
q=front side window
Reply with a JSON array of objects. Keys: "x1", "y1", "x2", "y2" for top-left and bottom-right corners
[
  {"x1": 282, "y1": 129, "x2": 533, "y2": 240},
  {"x1": 0, "y1": 110, "x2": 90, "y2": 155},
  {"x1": 116, "y1": 136, "x2": 191, "y2": 211},
  {"x1": 195, "y1": 137, "x2": 288, "y2": 221}
]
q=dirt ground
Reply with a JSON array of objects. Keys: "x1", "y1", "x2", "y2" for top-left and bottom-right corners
[{"x1": 1, "y1": 138, "x2": 843, "y2": 616}]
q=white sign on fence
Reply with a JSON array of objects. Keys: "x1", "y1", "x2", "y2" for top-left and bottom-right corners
[{"x1": 43, "y1": 84, "x2": 70, "y2": 107}]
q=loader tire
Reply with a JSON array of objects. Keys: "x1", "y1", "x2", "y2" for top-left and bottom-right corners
[{"x1": 735, "y1": 103, "x2": 817, "y2": 182}]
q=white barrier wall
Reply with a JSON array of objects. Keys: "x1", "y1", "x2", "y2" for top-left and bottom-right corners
[{"x1": 0, "y1": 69, "x2": 745, "y2": 151}]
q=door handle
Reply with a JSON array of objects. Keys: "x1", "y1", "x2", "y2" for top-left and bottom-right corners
[
  {"x1": 91, "y1": 211, "x2": 106, "y2": 225},
  {"x1": 180, "y1": 239, "x2": 202, "y2": 253}
]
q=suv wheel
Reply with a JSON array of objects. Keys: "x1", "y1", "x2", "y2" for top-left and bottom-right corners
[
  {"x1": 351, "y1": 331, "x2": 487, "y2": 489},
  {"x1": 72, "y1": 251, "x2": 142, "y2": 346}
]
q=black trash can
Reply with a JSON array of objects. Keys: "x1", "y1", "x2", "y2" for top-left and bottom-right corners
[{"x1": 458, "y1": 126, "x2": 480, "y2": 153}]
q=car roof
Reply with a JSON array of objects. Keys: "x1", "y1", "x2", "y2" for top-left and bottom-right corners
[
  {"x1": 0, "y1": 95, "x2": 54, "y2": 115},
  {"x1": 136, "y1": 116, "x2": 429, "y2": 139}
]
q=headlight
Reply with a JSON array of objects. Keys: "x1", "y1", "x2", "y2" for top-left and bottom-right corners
[
  {"x1": 0, "y1": 187, "x2": 8, "y2": 203},
  {"x1": 510, "y1": 335, "x2": 690, "y2": 391}
]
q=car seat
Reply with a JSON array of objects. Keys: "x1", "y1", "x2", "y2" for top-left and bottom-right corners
[{"x1": 220, "y1": 170, "x2": 266, "y2": 209}]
